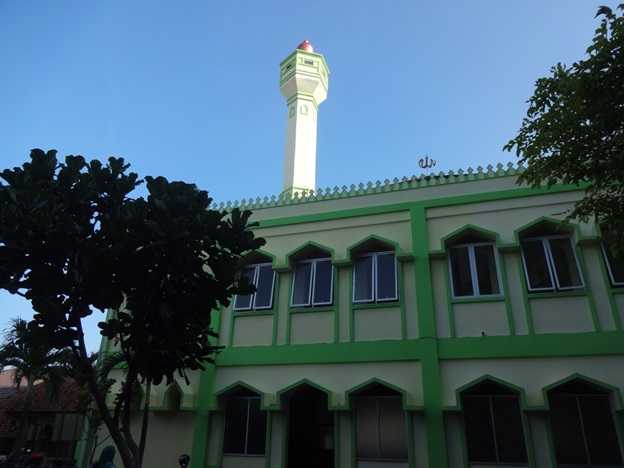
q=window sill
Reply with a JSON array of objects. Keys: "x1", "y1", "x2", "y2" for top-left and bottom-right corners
[
  {"x1": 222, "y1": 454, "x2": 265, "y2": 458},
  {"x1": 289, "y1": 305, "x2": 335, "y2": 314},
  {"x1": 353, "y1": 301, "x2": 399, "y2": 310},
  {"x1": 356, "y1": 458, "x2": 408, "y2": 463},
  {"x1": 451, "y1": 296, "x2": 505, "y2": 305},
  {"x1": 611, "y1": 287, "x2": 624, "y2": 295},
  {"x1": 233, "y1": 309, "x2": 275, "y2": 317},
  {"x1": 527, "y1": 289, "x2": 586, "y2": 299}
]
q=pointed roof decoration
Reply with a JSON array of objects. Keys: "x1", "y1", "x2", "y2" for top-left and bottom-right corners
[{"x1": 297, "y1": 39, "x2": 314, "y2": 52}]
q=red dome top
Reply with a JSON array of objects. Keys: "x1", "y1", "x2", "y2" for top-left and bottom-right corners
[{"x1": 297, "y1": 39, "x2": 314, "y2": 52}]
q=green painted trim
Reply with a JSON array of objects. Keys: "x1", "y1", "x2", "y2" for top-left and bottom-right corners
[
  {"x1": 233, "y1": 310, "x2": 276, "y2": 317},
  {"x1": 411, "y1": 205, "x2": 448, "y2": 467},
  {"x1": 597, "y1": 245, "x2": 623, "y2": 330},
  {"x1": 334, "y1": 412, "x2": 340, "y2": 468},
  {"x1": 344, "y1": 377, "x2": 420, "y2": 411},
  {"x1": 575, "y1": 245, "x2": 601, "y2": 331},
  {"x1": 612, "y1": 287, "x2": 624, "y2": 295},
  {"x1": 406, "y1": 411, "x2": 416, "y2": 468},
  {"x1": 521, "y1": 408, "x2": 537, "y2": 468},
  {"x1": 458, "y1": 414, "x2": 470, "y2": 468},
  {"x1": 288, "y1": 306, "x2": 334, "y2": 314},
  {"x1": 438, "y1": 332, "x2": 624, "y2": 360},
  {"x1": 516, "y1": 254, "x2": 535, "y2": 334},
  {"x1": 282, "y1": 410, "x2": 289, "y2": 468},
  {"x1": 544, "y1": 414, "x2": 558, "y2": 468},
  {"x1": 438, "y1": 223, "x2": 501, "y2": 251},
  {"x1": 275, "y1": 378, "x2": 338, "y2": 411},
  {"x1": 285, "y1": 271, "x2": 293, "y2": 345},
  {"x1": 264, "y1": 411, "x2": 272, "y2": 468},
  {"x1": 498, "y1": 252, "x2": 516, "y2": 336},
  {"x1": 190, "y1": 308, "x2": 221, "y2": 468},
  {"x1": 513, "y1": 216, "x2": 580, "y2": 244},
  {"x1": 443, "y1": 260, "x2": 456, "y2": 338},
  {"x1": 216, "y1": 413, "x2": 225, "y2": 468},
  {"x1": 333, "y1": 267, "x2": 340, "y2": 344},
  {"x1": 284, "y1": 240, "x2": 335, "y2": 264},
  {"x1": 450, "y1": 295, "x2": 505, "y2": 304},
  {"x1": 348, "y1": 269, "x2": 354, "y2": 342},
  {"x1": 399, "y1": 262, "x2": 407, "y2": 340},
  {"x1": 351, "y1": 301, "x2": 400, "y2": 310},
  {"x1": 541, "y1": 372, "x2": 624, "y2": 410},
  {"x1": 350, "y1": 412, "x2": 356, "y2": 468},
  {"x1": 527, "y1": 289, "x2": 587, "y2": 299},
  {"x1": 346, "y1": 233, "x2": 410, "y2": 260}
]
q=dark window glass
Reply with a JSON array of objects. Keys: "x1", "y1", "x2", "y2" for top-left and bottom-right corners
[
  {"x1": 355, "y1": 396, "x2": 406, "y2": 460},
  {"x1": 450, "y1": 246, "x2": 473, "y2": 296},
  {"x1": 223, "y1": 398, "x2": 247, "y2": 454},
  {"x1": 463, "y1": 396, "x2": 496, "y2": 462},
  {"x1": 548, "y1": 238, "x2": 582, "y2": 288},
  {"x1": 223, "y1": 397, "x2": 266, "y2": 455},
  {"x1": 377, "y1": 253, "x2": 397, "y2": 300},
  {"x1": 313, "y1": 260, "x2": 333, "y2": 304},
  {"x1": 474, "y1": 245, "x2": 500, "y2": 295},
  {"x1": 246, "y1": 398, "x2": 267, "y2": 455},
  {"x1": 355, "y1": 397, "x2": 378, "y2": 459},
  {"x1": 292, "y1": 262, "x2": 312, "y2": 306},
  {"x1": 492, "y1": 397, "x2": 527, "y2": 463},
  {"x1": 234, "y1": 267, "x2": 255, "y2": 310},
  {"x1": 254, "y1": 265, "x2": 275, "y2": 308},
  {"x1": 378, "y1": 397, "x2": 407, "y2": 459},
  {"x1": 521, "y1": 240, "x2": 553, "y2": 290},
  {"x1": 549, "y1": 395, "x2": 588, "y2": 464},
  {"x1": 354, "y1": 256, "x2": 373, "y2": 302},
  {"x1": 604, "y1": 242, "x2": 624, "y2": 285},
  {"x1": 580, "y1": 396, "x2": 622, "y2": 465}
]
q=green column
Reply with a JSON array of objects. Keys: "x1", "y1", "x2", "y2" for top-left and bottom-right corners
[
  {"x1": 190, "y1": 308, "x2": 221, "y2": 468},
  {"x1": 410, "y1": 205, "x2": 449, "y2": 468}
]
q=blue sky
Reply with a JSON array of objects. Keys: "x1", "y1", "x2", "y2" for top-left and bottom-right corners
[{"x1": 0, "y1": 0, "x2": 616, "y2": 351}]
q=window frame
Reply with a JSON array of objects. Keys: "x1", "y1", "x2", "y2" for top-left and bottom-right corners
[
  {"x1": 549, "y1": 391, "x2": 623, "y2": 466},
  {"x1": 601, "y1": 243, "x2": 624, "y2": 287},
  {"x1": 462, "y1": 393, "x2": 528, "y2": 464},
  {"x1": 233, "y1": 262, "x2": 276, "y2": 311},
  {"x1": 448, "y1": 241, "x2": 503, "y2": 299},
  {"x1": 520, "y1": 235, "x2": 584, "y2": 293},
  {"x1": 290, "y1": 257, "x2": 334, "y2": 307},
  {"x1": 222, "y1": 396, "x2": 266, "y2": 456},
  {"x1": 354, "y1": 394, "x2": 408, "y2": 462},
  {"x1": 352, "y1": 251, "x2": 398, "y2": 304}
]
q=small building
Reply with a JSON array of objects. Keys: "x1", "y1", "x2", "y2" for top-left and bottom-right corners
[
  {"x1": 94, "y1": 41, "x2": 624, "y2": 468},
  {"x1": 0, "y1": 370, "x2": 87, "y2": 463}
]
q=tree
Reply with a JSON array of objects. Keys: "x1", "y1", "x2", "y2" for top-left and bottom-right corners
[
  {"x1": 0, "y1": 149, "x2": 265, "y2": 468},
  {"x1": 0, "y1": 318, "x2": 70, "y2": 459},
  {"x1": 505, "y1": 4, "x2": 624, "y2": 249}
]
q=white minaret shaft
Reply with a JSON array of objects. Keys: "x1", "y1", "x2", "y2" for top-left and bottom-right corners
[{"x1": 279, "y1": 40, "x2": 329, "y2": 197}]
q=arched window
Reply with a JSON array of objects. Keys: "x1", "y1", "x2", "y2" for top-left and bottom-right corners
[
  {"x1": 350, "y1": 238, "x2": 398, "y2": 304},
  {"x1": 350, "y1": 382, "x2": 407, "y2": 461},
  {"x1": 289, "y1": 244, "x2": 334, "y2": 307},
  {"x1": 233, "y1": 253, "x2": 276, "y2": 311},
  {"x1": 548, "y1": 378, "x2": 623, "y2": 466},
  {"x1": 221, "y1": 386, "x2": 267, "y2": 456},
  {"x1": 445, "y1": 228, "x2": 502, "y2": 298},
  {"x1": 519, "y1": 221, "x2": 583, "y2": 292},
  {"x1": 461, "y1": 379, "x2": 528, "y2": 464}
]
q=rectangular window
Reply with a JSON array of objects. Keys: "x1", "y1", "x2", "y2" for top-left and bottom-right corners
[
  {"x1": 352, "y1": 252, "x2": 397, "y2": 303},
  {"x1": 355, "y1": 396, "x2": 407, "y2": 460},
  {"x1": 603, "y1": 242, "x2": 624, "y2": 286},
  {"x1": 463, "y1": 395, "x2": 527, "y2": 464},
  {"x1": 291, "y1": 258, "x2": 333, "y2": 307},
  {"x1": 449, "y1": 243, "x2": 501, "y2": 298},
  {"x1": 521, "y1": 236, "x2": 583, "y2": 292},
  {"x1": 223, "y1": 397, "x2": 266, "y2": 455},
  {"x1": 233, "y1": 263, "x2": 276, "y2": 310}
]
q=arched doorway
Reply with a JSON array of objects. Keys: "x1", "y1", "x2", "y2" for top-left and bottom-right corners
[{"x1": 282, "y1": 383, "x2": 334, "y2": 468}]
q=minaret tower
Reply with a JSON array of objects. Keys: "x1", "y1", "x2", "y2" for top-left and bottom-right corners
[{"x1": 280, "y1": 40, "x2": 330, "y2": 197}]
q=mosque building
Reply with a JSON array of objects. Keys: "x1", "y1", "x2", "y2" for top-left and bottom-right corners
[{"x1": 89, "y1": 40, "x2": 624, "y2": 468}]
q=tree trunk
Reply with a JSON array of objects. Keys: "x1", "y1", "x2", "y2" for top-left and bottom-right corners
[
  {"x1": 138, "y1": 381, "x2": 151, "y2": 467},
  {"x1": 10, "y1": 379, "x2": 34, "y2": 460}
]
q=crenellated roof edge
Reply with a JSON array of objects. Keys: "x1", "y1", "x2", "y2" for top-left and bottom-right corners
[{"x1": 211, "y1": 162, "x2": 524, "y2": 211}]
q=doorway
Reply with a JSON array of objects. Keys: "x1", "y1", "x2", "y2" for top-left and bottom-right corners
[{"x1": 286, "y1": 385, "x2": 334, "y2": 468}]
